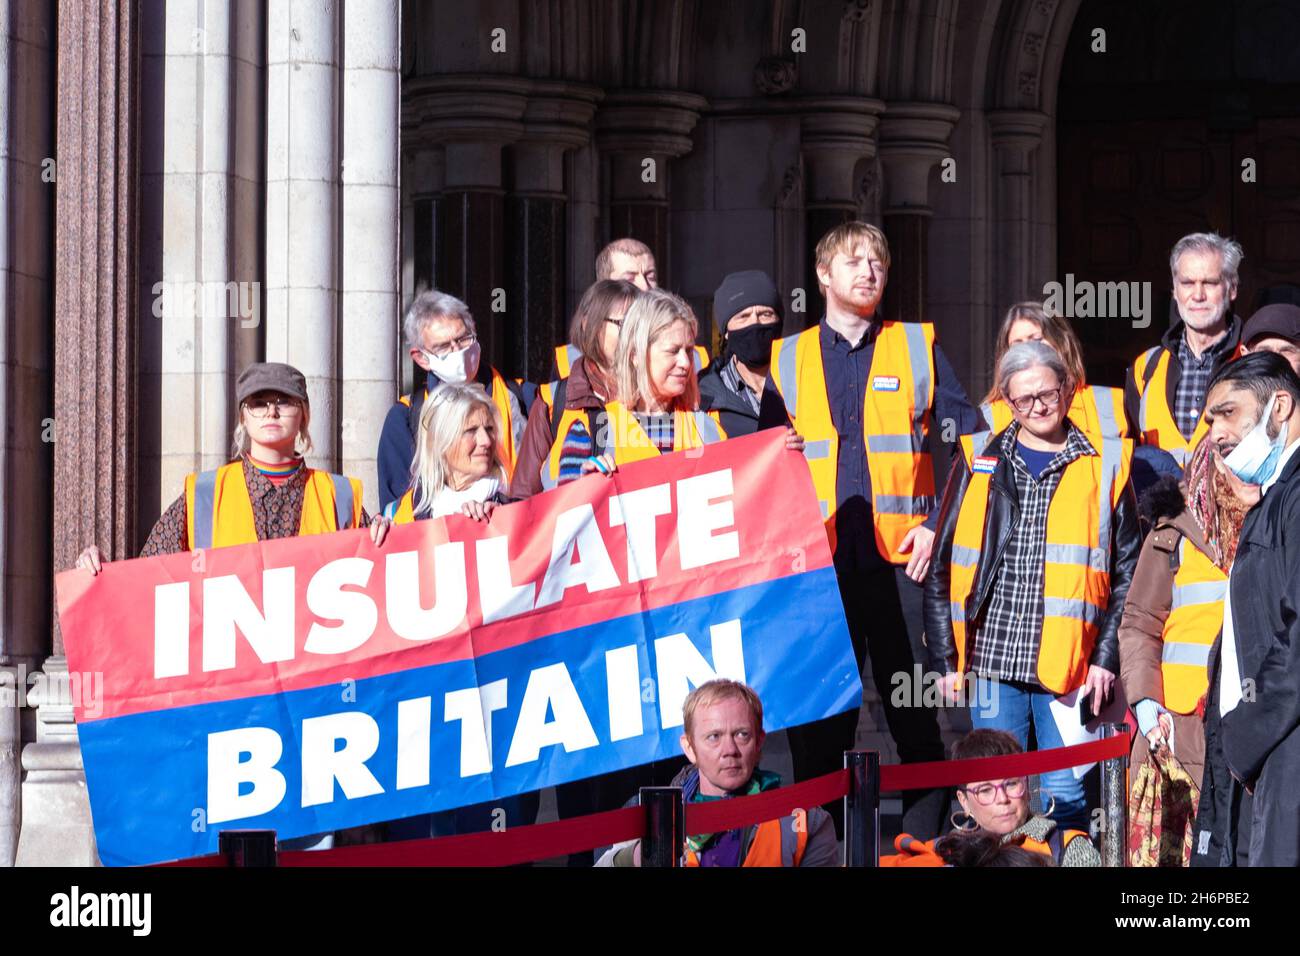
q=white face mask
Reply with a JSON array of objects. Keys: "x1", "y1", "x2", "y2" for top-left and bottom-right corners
[
  {"x1": 1223, "y1": 395, "x2": 1287, "y2": 486},
  {"x1": 425, "y1": 341, "x2": 481, "y2": 385}
]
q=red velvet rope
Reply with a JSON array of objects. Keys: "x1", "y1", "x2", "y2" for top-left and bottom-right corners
[
  {"x1": 879, "y1": 734, "x2": 1129, "y2": 792},
  {"x1": 151, "y1": 735, "x2": 1130, "y2": 867}
]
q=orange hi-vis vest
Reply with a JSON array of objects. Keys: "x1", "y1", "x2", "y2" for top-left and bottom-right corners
[
  {"x1": 769, "y1": 321, "x2": 936, "y2": 561},
  {"x1": 980, "y1": 384, "x2": 1126, "y2": 450},
  {"x1": 949, "y1": 428, "x2": 1134, "y2": 694},
  {"x1": 1161, "y1": 536, "x2": 1226, "y2": 714},
  {"x1": 1132, "y1": 344, "x2": 1241, "y2": 467},
  {"x1": 539, "y1": 400, "x2": 726, "y2": 490},
  {"x1": 382, "y1": 489, "x2": 416, "y2": 525},
  {"x1": 400, "y1": 368, "x2": 519, "y2": 477},
  {"x1": 879, "y1": 828, "x2": 1089, "y2": 866},
  {"x1": 684, "y1": 811, "x2": 810, "y2": 867},
  {"x1": 183, "y1": 460, "x2": 363, "y2": 550}
]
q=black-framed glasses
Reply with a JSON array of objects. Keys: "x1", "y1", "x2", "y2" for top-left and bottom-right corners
[
  {"x1": 243, "y1": 398, "x2": 302, "y2": 418},
  {"x1": 425, "y1": 332, "x2": 477, "y2": 360},
  {"x1": 963, "y1": 777, "x2": 1029, "y2": 805},
  {"x1": 1007, "y1": 387, "x2": 1063, "y2": 415},
  {"x1": 604, "y1": 316, "x2": 624, "y2": 327}
]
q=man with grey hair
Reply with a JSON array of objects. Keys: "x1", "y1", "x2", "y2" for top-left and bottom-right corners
[
  {"x1": 376, "y1": 289, "x2": 533, "y2": 509},
  {"x1": 1125, "y1": 232, "x2": 1246, "y2": 469}
]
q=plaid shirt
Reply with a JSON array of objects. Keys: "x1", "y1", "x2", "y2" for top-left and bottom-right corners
[
  {"x1": 968, "y1": 423, "x2": 1096, "y2": 685},
  {"x1": 1174, "y1": 331, "x2": 1232, "y2": 440},
  {"x1": 718, "y1": 355, "x2": 762, "y2": 416}
]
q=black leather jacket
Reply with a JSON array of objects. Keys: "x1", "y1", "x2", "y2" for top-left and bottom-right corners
[{"x1": 923, "y1": 430, "x2": 1142, "y2": 680}]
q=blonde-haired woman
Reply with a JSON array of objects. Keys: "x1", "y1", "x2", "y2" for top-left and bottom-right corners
[
  {"x1": 76, "y1": 362, "x2": 380, "y2": 570},
  {"x1": 381, "y1": 382, "x2": 511, "y2": 523},
  {"x1": 74, "y1": 362, "x2": 381, "y2": 851},
  {"x1": 577, "y1": 288, "x2": 802, "y2": 478},
  {"x1": 374, "y1": 380, "x2": 538, "y2": 840}
]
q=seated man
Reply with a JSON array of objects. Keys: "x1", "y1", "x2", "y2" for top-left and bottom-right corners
[{"x1": 597, "y1": 679, "x2": 838, "y2": 867}]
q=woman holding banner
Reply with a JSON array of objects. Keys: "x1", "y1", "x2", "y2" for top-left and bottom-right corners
[
  {"x1": 924, "y1": 340, "x2": 1141, "y2": 832},
  {"x1": 379, "y1": 381, "x2": 513, "y2": 524},
  {"x1": 74, "y1": 361, "x2": 383, "y2": 851},
  {"x1": 75, "y1": 361, "x2": 383, "y2": 567},
  {"x1": 371, "y1": 380, "x2": 540, "y2": 840},
  {"x1": 510, "y1": 278, "x2": 640, "y2": 496},
  {"x1": 528, "y1": 287, "x2": 729, "y2": 486}
]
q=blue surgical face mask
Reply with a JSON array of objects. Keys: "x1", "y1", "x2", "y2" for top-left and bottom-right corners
[{"x1": 1223, "y1": 395, "x2": 1287, "y2": 485}]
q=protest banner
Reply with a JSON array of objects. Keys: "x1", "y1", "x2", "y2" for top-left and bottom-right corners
[{"x1": 56, "y1": 429, "x2": 861, "y2": 866}]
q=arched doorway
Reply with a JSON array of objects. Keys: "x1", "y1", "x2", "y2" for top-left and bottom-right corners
[{"x1": 1057, "y1": 0, "x2": 1300, "y2": 385}]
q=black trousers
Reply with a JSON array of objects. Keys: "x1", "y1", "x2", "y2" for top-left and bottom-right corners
[{"x1": 786, "y1": 565, "x2": 949, "y2": 840}]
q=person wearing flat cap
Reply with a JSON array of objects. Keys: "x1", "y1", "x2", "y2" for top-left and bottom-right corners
[
  {"x1": 697, "y1": 270, "x2": 787, "y2": 437},
  {"x1": 1241, "y1": 303, "x2": 1300, "y2": 376},
  {"x1": 76, "y1": 361, "x2": 388, "y2": 571}
]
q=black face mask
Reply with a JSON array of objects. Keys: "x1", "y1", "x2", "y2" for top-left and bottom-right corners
[{"x1": 726, "y1": 322, "x2": 782, "y2": 366}]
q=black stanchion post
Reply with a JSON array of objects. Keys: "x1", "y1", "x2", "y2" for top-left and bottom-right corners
[
  {"x1": 844, "y1": 750, "x2": 880, "y2": 867},
  {"x1": 640, "y1": 786, "x2": 684, "y2": 867},
  {"x1": 1100, "y1": 723, "x2": 1128, "y2": 868},
  {"x1": 219, "y1": 829, "x2": 278, "y2": 867}
]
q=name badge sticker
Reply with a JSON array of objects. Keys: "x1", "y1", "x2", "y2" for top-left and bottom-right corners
[
  {"x1": 872, "y1": 376, "x2": 900, "y2": 392},
  {"x1": 972, "y1": 456, "x2": 998, "y2": 474}
]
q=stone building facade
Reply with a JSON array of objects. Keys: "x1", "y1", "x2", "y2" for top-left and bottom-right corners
[{"x1": 2, "y1": 0, "x2": 1296, "y2": 864}]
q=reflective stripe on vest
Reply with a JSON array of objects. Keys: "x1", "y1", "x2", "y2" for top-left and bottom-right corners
[
  {"x1": 684, "y1": 811, "x2": 808, "y2": 867},
  {"x1": 1133, "y1": 345, "x2": 1238, "y2": 467},
  {"x1": 184, "y1": 461, "x2": 362, "y2": 550},
  {"x1": 383, "y1": 489, "x2": 416, "y2": 525},
  {"x1": 554, "y1": 343, "x2": 582, "y2": 380},
  {"x1": 542, "y1": 402, "x2": 726, "y2": 490},
  {"x1": 770, "y1": 321, "x2": 935, "y2": 561},
  {"x1": 981, "y1": 385, "x2": 1126, "y2": 449},
  {"x1": 950, "y1": 432, "x2": 1133, "y2": 693},
  {"x1": 1160, "y1": 535, "x2": 1225, "y2": 713}
]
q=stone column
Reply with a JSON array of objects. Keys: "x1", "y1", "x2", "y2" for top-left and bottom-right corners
[
  {"x1": 876, "y1": 102, "x2": 960, "y2": 324},
  {"x1": 988, "y1": 110, "x2": 1049, "y2": 317},
  {"x1": 265, "y1": 0, "x2": 340, "y2": 468},
  {"x1": 17, "y1": 0, "x2": 141, "y2": 866},
  {"x1": 402, "y1": 75, "x2": 528, "y2": 374},
  {"x1": 596, "y1": 91, "x2": 708, "y2": 291},
  {"x1": 400, "y1": 146, "x2": 443, "y2": 394},
  {"x1": 143, "y1": 0, "x2": 265, "y2": 519},
  {"x1": 799, "y1": 96, "x2": 886, "y2": 323},
  {"x1": 507, "y1": 83, "x2": 600, "y2": 383},
  {"x1": 339, "y1": 0, "x2": 400, "y2": 513},
  {"x1": 0, "y1": 0, "x2": 56, "y2": 868}
]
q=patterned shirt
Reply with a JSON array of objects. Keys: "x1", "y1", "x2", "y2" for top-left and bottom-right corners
[
  {"x1": 634, "y1": 413, "x2": 676, "y2": 454},
  {"x1": 718, "y1": 356, "x2": 762, "y2": 416},
  {"x1": 1174, "y1": 331, "x2": 1232, "y2": 440},
  {"x1": 140, "y1": 457, "x2": 370, "y2": 557},
  {"x1": 969, "y1": 423, "x2": 1096, "y2": 686}
]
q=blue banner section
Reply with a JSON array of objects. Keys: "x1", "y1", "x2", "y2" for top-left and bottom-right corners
[{"x1": 82, "y1": 568, "x2": 860, "y2": 866}]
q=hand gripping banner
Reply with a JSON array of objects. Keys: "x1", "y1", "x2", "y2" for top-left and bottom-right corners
[{"x1": 56, "y1": 429, "x2": 861, "y2": 866}]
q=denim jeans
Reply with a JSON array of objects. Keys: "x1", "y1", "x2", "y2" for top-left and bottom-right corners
[{"x1": 967, "y1": 676, "x2": 1090, "y2": 830}]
